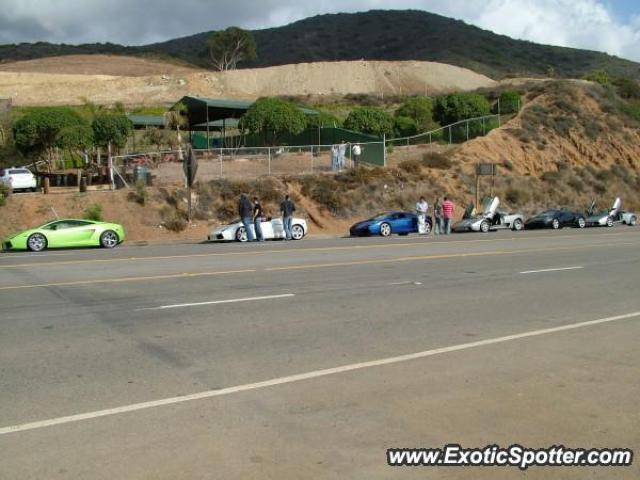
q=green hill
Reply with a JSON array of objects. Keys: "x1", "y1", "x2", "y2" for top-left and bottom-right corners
[{"x1": 1, "y1": 10, "x2": 639, "y2": 80}]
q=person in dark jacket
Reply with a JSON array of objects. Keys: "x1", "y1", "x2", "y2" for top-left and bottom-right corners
[
  {"x1": 253, "y1": 196, "x2": 264, "y2": 242},
  {"x1": 238, "y1": 193, "x2": 255, "y2": 241},
  {"x1": 280, "y1": 194, "x2": 296, "y2": 240}
]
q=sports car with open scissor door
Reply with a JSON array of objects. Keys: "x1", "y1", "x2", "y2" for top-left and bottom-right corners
[
  {"x1": 453, "y1": 197, "x2": 524, "y2": 233},
  {"x1": 586, "y1": 198, "x2": 637, "y2": 227},
  {"x1": 2, "y1": 219, "x2": 125, "y2": 252},
  {"x1": 525, "y1": 209, "x2": 586, "y2": 230},
  {"x1": 349, "y1": 211, "x2": 432, "y2": 237},
  {"x1": 208, "y1": 217, "x2": 308, "y2": 242}
]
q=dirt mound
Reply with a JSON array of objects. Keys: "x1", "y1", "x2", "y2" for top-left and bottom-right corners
[
  {"x1": 0, "y1": 56, "x2": 495, "y2": 106},
  {"x1": 0, "y1": 54, "x2": 198, "y2": 77}
]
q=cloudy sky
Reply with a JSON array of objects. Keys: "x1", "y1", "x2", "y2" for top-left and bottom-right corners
[{"x1": 1, "y1": 0, "x2": 640, "y2": 61}]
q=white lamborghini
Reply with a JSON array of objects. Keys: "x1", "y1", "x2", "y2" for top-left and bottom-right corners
[{"x1": 208, "y1": 217, "x2": 308, "y2": 242}]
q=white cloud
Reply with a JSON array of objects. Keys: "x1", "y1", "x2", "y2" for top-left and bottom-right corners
[{"x1": 473, "y1": 0, "x2": 640, "y2": 60}]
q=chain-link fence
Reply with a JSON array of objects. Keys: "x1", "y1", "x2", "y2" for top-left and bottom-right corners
[
  {"x1": 386, "y1": 115, "x2": 501, "y2": 148},
  {"x1": 112, "y1": 142, "x2": 385, "y2": 187}
]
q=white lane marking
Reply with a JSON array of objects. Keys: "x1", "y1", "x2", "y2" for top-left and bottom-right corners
[
  {"x1": 520, "y1": 266, "x2": 584, "y2": 274},
  {"x1": 141, "y1": 293, "x2": 295, "y2": 310},
  {"x1": 1, "y1": 310, "x2": 638, "y2": 436}
]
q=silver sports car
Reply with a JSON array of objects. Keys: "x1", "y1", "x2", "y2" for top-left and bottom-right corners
[
  {"x1": 586, "y1": 198, "x2": 637, "y2": 227},
  {"x1": 453, "y1": 197, "x2": 525, "y2": 233}
]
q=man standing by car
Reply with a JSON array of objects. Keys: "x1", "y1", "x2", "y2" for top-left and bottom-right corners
[
  {"x1": 280, "y1": 194, "x2": 296, "y2": 240},
  {"x1": 238, "y1": 193, "x2": 255, "y2": 242},
  {"x1": 416, "y1": 196, "x2": 429, "y2": 235},
  {"x1": 442, "y1": 196, "x2": 455, "y2": 235},
  {"x1": 253, "y1": 196, "x2": 264, "y2": 242}
]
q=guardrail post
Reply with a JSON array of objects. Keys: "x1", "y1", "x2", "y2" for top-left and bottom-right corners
[
  {"x1": 268, "y1": 147, "x2": 271, "y2": 175},
  {"x1": 448, "y1": 126, "x2": 452, "y2": 145},
  {"x1": 466, "y1": 121, "x2": 470, "y2": 141},
  {"x1": 219, "y1": 149, "x2": 223, "y2": 177}
]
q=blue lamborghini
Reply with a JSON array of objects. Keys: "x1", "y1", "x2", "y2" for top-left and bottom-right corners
[{"x1": 349, "y1": 212, "x2": 432, "y2": 237}]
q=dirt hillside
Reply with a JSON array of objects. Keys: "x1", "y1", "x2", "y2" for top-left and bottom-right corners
[{"x1": 0, "y1": 55, "x2": 495, "y2": 106}]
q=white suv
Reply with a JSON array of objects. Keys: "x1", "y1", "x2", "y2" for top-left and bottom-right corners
[{"x1": 0, "y1": 167, "x2": 37, "y2": 192}]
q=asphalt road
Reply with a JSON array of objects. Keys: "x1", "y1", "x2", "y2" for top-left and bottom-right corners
[{"x1": 1, "y1": 228, "x2": 639, "y2": 479}]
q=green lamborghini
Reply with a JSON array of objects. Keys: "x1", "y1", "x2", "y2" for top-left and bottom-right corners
[{"x1": 2, "y1": 219, "x2": 125, "y2": 252}]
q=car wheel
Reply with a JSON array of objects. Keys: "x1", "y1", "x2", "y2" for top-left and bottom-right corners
[
  {"x1": 424, "y1": 222, "x2": 432, "y2": 235},
  {"x1": 100, "y1": 230, "x2": 119, "y2": 249},
  {"x1": 480, "y1": 220, "x2": 490, "y2": 233},
  {"x1": 513, "y1": 219, "x2": 524, "y2": 231},
  {"x1": 291, "y1": 224, "x2": 304, "y2": 240},
  {"x1": 27, "y1": 233, "x2": 47, "y2": 252},
  {"x1": 606, "y1": 217, "x2": 614, "y2": 227},
  {"x1": 577, "y1": 217, "x2": 586, "y2": 228},
  {"x1": 629, "y1": 216, "x2": 637, "y2": 226},
  {"x1": 380, "y1": 222, "x2": 392, "y2": 237},
  {"x1": 236, "y1": 227, "x2": 248, "y2": 242},
  {"x1": 551, "y1": 218, "x2": 560, "y2": 230}
]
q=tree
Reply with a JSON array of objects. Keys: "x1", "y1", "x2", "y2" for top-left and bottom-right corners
[
  {"x1": 306, "y1": 110, "x2": 342, "y2": 129},
  {"x1": 394, "y1": 116, "x2": 418, "y2": 137},
  {"x1": 395, "y1": 96, "x2": 436, "y2": 132},
  {"x1": 164, "y1": 102, "x2": 189, "y2": 157},
  {"x1": 13, "y1": 107, "x2": 93, "y2": 171},
  {"x1": 344, "y1": 107, "x2": 394, "y2": 136},
  {"x1": 433, "y1": 93, "x2": 491, "y2": 125},
  {"x1": 207, "y1": 27, "x2": 257, "y2": 71},
  {"x1": 91, "y1": 113, "x2": 132, "y2": 151},
  {"x1": 240, "y1": 97, "x2": 306, "y2": 145}
]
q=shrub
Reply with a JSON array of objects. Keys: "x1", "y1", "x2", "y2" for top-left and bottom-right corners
[
  {"x1": 240, "y1": 97, "x2": 307, "y2": 145},
  {"x1": 393, "y1": 115, "x2": 418, "y2": 137},
  {"x1": 344, "y1": 107, "x2": 395, "y2": 136},
  {"x1": 433, "y1": 93, "x2": 491, "y2": 125},
  {"x1": 422, "y1": 152, "x2": 452, "y2": 170},
  {"x1": 127, "y1": 179, "x2": 149, "y2": 206},
  {"x1": 398, "y1": 159, "x2": 422, "y2": 175},
  {"x1": 614, "y1": 77, "x2": 640, "y2": 99},
  {"x1": 498, "y1": 91, "x2": 522, "y2": 114},
  {"x1": 160, "y1": 206, "x2": 187, "y2": 232},
  {"x1": 505, "y1": 188, "x2": 530, "y2": 205},
  {"x1": 0, "y1": 182, "x2": 9, "y2": 206},
  {"x1": 83, "y1": 203, "x2": 103, "y2": 221},
  {"x1": 583, "y1": 69, "x2": 610, "y2": 86},
  {"x1": 566, "y1": 174, "x2": 584, "y2": 193},
  {"x1": 394, "y1": 96, "x2": 436, "y2": 131},
  {"x1": 502, "y1": 159, "x2": 514, "y2": 171}
]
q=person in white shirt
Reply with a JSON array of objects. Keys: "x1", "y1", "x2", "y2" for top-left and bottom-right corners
[{"x1": 416, "y1": 196, "x2": 429, "y2": 235}]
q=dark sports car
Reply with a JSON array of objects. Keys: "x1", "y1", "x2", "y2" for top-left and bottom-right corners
[
  {"x1": 350, "y1": 211, "x2": 432, "y2": 237},
  {"x1": 525, "y1": 209, "x2": 586, "y2": 230}
]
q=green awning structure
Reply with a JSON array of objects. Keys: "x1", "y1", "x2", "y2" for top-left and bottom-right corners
[
  {"x1": 191, "y1": 118, "x2": 241, "y2": 131},
  {"x1": 172, "y1": 96, "x2": 254, "y2": 127},
  {"x1": 127, "y1": 114, "x2": 165, "y2": 129},
  {"x1": 171, "y1": 95, "x2": 318, "y2": 128}
]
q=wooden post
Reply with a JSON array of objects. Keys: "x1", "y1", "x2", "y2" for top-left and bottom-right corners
[
  {"x1": 43, "y1": 177, "x2": 50, "y2": 195},
  {"x1": 476, "y1": 174, "x2": 480, "y2": 210},
  {"x1": 107, "y1": 142, "x2": 114, "y2": 189}
]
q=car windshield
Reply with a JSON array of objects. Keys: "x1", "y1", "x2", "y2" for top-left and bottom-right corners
[
  {"x1": 368, "y1": 213, "x2": 392, "y2": 221},
  {"x1": 9, "y1": 169, "x2": 31, "y2": 174},
  {"x1": 538, "y1": 210, "x2": 559, "y2": 216}
]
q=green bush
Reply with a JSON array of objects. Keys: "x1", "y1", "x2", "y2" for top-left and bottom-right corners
[
  {"x1": 498, "y1": 91, "x2": 522, "y2": 114},
  {"x1": 393, "y1": 116, "x2": 418, "y2": 137},
  {"x1": 583, "y1": 69, "x2": 610, "y2": 86},
  {"x1": 433, "y1": 93, "x2": 491, "y2": 125},
  {"x1": 83, "y1": 203, "x2": 103, "y2": 221},
  {"x1": 92, "y1": 113, "x2": 133, "y2": 150},
  {"x1": 614, "y1": 77, "x2": 640, "y2": 99},
  {"x1": 394, "y1": 96, "x2": 436, "y2": 132},
  {"x1": 344, "y1": 107, "x2": 394, "y2": 136}
]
